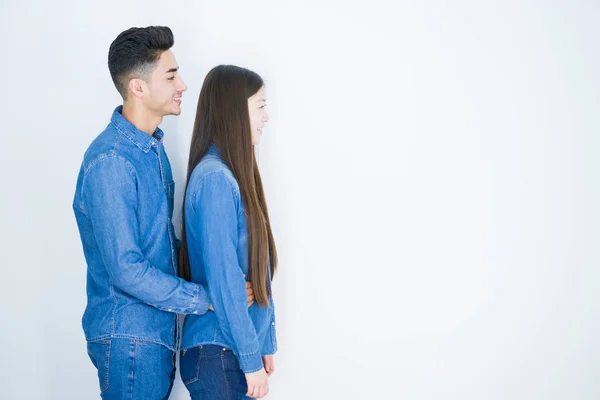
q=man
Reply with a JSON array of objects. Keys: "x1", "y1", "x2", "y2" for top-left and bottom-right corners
[{"x1": 73, "y1": 26, "x2": 253, "y2": 399}]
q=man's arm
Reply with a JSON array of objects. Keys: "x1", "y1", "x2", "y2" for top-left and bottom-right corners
[{"x1": 81, "y1": 155, "x2": 210, "y2": 315}]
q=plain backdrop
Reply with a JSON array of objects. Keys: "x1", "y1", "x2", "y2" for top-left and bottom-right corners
[{"x1": 1, "y1": 0, "x2": 599, "y2": 399}]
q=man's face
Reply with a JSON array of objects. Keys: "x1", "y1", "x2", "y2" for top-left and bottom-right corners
[{"x1": 143, "y1": 50, "x2": 187, "y2": 117}]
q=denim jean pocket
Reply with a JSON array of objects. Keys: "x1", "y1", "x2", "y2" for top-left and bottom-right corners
[
  {"x1": 87, "y1": 340, "x2": 111, "y2": 393},
  {"x1": 180, "y1": 346, "x2": 202, "y2": 385}
]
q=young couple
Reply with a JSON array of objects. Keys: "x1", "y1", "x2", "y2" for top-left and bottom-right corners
[{"x1": 73, "y1": 26, "x2": 278, "y2": 399}]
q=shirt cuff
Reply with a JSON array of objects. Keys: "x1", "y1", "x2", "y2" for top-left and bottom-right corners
[{"x1": 238, "y1": 350, "x2": 264, "y2": 374}]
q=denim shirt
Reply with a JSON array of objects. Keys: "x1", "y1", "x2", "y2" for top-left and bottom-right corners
[
  {"x1": 181, "y1": 146, "x2": 277, "y2": 373},
  {"x1": 73, "y1": 106, "x2": 210, "y2": 351}
]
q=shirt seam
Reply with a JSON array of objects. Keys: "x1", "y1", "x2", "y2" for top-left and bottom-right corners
[{"x1": 190, "y1": 170, "x2": 241, "y2": 211}]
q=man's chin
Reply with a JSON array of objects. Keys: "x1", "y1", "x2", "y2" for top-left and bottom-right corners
[{"x1": 164, "y1": 108, "x2": 182, "y2": 117}]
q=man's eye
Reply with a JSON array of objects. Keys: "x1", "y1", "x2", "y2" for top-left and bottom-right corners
[{"x1": 168, "y1": 76, "x2": 176, "y2": 80}]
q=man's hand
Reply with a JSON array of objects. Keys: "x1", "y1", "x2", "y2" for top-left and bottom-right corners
[
  {"x1": 246, "y1": 281, "x2": 254, "y2": 307},
  {"x1": 262, "y1": 355, "x2": 274, "y2": 377},
  {"x1": 208, "y1": 281, "x2": 254, "y2": 311}
]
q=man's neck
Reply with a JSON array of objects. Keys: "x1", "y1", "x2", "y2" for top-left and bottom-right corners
[{"x1": 121, "y1": 101, "x2": 163, "y2": 136}]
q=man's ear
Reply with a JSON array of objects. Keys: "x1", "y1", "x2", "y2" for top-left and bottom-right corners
[{"x1": 128, "y1": 78, "x2": 146, "y2": 99}]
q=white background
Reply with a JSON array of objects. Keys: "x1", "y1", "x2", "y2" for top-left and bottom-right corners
[{"x1": 1, "y1": 1, "x2": 598, "y2": 399}]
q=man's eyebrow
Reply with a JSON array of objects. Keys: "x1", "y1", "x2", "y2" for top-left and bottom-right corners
[{"x1": 165, "y1": 67, "x2": 179, "y2": 73}]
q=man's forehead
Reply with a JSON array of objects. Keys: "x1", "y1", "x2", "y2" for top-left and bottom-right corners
[{"x1": 157, "y1": 50, "x2": 177, "y2": 69}]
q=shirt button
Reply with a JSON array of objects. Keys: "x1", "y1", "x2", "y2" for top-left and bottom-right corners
[
  {"x1": 167, "y1": 309, "x2": 172, "y2": 312},
  {"x1": 272, "y1": 322, "x2": 275, "y2": 326},
  {"x1": 193, "y1": 311, "x2": 198, "y2": 314}
]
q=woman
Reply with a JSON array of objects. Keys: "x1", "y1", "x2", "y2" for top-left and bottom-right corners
[{"x1": 178, "y1": 65, "x2": 278, "y2": 400}]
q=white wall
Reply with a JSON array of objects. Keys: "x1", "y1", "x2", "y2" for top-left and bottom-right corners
[{"x1": 1, "y1": 1, "x2": 598, "y2": 399}]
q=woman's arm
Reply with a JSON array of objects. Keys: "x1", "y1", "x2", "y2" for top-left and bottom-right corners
[{"x1": 187, "y1": 171, "x2": 263, "y2": 373}]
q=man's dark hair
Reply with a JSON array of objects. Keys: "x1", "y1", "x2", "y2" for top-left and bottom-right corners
[{"x1": 108, "y1": 26, "x2": 174, "y2": 99}]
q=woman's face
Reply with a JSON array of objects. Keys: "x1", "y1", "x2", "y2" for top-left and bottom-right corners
[{"x1": 248, "y1": 87, "x2": 269, "y2": 145}]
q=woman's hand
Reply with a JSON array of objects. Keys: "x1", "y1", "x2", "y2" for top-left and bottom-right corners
[
  {"x1": 262, "y1": 355, "x2": 274, "y2": 376},
  {"x1": 245, "y1": 367, "x2": 269, "y2": 398}
]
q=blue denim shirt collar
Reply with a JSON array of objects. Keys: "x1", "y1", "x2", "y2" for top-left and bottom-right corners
[
  {"x1": 110, "y1": 105, "x2": 164, "y2": 153},
  {"x1": 207, "y1": 144, "x2": 221, "y2": 158}
]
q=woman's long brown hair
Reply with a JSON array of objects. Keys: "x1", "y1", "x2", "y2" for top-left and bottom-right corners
[{"x1": 179, "y1": 65, "x2": 277, "y2": 307}]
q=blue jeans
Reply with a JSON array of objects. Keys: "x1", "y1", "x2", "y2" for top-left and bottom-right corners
[
  {"x1": 87, "y1": 338, "x2": 176, "y2": 399},
  {"x1": 180, "y1": 345, "x2": 252, "y2": 400}
]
